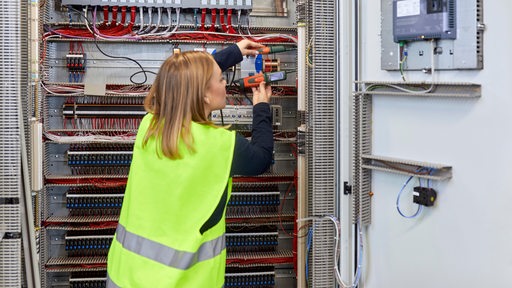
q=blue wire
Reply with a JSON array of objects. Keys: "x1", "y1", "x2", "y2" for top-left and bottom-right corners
[
  {"x1": 427, "y1": 168, "x2": 435, "y2": 188},
  {"x1": 305, "y1": 226, "x2": 314, "y2": 285},
  {"x1": 396, "y1": 168, "x2": 425, "y2": 218},
  {"x1": 193, "y1": 9, "x2": 198, "y2": 30},
  {"x1": 68, "y1": 6, "x2": 72, "y2": 24}
]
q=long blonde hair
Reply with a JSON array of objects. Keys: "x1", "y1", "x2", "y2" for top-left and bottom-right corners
[{"x1": 143, "y1": 51, "x2": 217, "y2": 159}]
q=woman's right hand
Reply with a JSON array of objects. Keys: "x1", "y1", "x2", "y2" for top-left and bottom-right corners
[{"x1": 251, "y1": 80, "x2": 272, "y2": 105}]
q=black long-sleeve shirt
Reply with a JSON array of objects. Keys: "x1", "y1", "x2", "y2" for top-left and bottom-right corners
[
  {"x1": 213, "y1": 45, "x2": 274, "y2": 176},
  {"x1": 200, "y1": 46, "x2": 274, "y2": 234}
]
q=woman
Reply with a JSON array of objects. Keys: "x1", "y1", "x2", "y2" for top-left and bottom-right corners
[{"x1": 107, "y1": 41, "x2": 273, "y2": 287}]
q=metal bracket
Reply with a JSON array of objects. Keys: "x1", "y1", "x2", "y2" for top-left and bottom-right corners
[{"x1": 343, "y1": 182, "x2": 352, "y2": 195}]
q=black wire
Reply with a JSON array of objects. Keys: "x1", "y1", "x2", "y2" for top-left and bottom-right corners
[
  {"x1": 228, "y1": 66, "x2": 237, "y2": 87},
  {"x1": 67, "y1": 6, "x2": 155, "y2": 85},
  {"x1": 225, "y1": 63, "x2": 253, "y2": 105},
  {"x1": 245, "y1": 10, "x2": 251, "y2": 35},
  {"x1": 218, "y1": 67, "x2": 236, "y2": 126},
  {"x1": 227, "y1": 67, "x2": 244, "y2": 105},
  {"x1": 130, "y1": 70, "x2": 157, "y2": 84},
  {"x1": 243, "y1": 90, "x2": 253, "y2": 105}
]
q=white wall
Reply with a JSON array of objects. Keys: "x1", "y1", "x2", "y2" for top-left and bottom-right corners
[{"x1": 359, "y1": 1, "x2": 512, "y2": 287}]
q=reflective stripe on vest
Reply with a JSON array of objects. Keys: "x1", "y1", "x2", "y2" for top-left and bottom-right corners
[{"x1": 115, "y1": 223, "x2": 226, "y2": 270}]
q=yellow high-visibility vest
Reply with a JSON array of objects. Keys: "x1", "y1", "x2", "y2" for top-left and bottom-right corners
[{"x1": 107, "y1": 113, "x2": 235, "y2": 287}]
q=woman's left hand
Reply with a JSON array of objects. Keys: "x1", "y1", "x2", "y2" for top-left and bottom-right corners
[{"x1": 236, "y1": 39, "x2": 265, "y2": 57}]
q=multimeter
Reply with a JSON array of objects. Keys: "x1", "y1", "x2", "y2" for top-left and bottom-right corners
[{"x1": 238, "y1": 71, "x2": 288, "y2": 89}]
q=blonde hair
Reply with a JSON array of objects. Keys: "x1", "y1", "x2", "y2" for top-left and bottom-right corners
[{"x1": 143, "y1": 51, "x2": 217, "y2": 159}]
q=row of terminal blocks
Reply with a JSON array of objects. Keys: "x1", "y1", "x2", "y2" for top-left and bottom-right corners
[
  {"x1": 228, "y1": 192, "x2": 280, "y2": 206},
  {"x1": 68, "y1": 143, "x2": 134, "y2": 152},
  {"x1": 70, "y1": 278, "x2": 107, "y2": 288},
  {"x1": 68, "y1": 273, "x2": 274, "y2": 288},
  {"x1": 65, "y1": 235, "x2": 113, "y2": 256},
  {"x1": 62, "y1": 0, "x2": 252, "y2": 9},
  {"x1": 225, "y1": 272, "x2": 275, "y2": 288},
  {"x1": 211, "y1": 105, "x2": 282, "y2": 125},
  {"x1": 64, "y1": 191, "x2": 279, "y2": 213},
  {"x1": 66, "y1": 194, "x2": 124, "y2": 209},
  {"x1": 67, "y1": 151, "x2": 133, "y2": 166},
  {"x1": 62, "y1": 232, "x2": 276, "y2": 256},
  {"x1": 226, "y1": 232, "x2": 278, "y2": 252}
]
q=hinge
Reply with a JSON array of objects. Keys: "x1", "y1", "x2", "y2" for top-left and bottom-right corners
[{"x1": 297, "y1": 125, "x2": 306, "y2": 154}]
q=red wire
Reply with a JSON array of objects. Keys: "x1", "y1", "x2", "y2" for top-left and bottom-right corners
[
  {"x1": 129, "y1": 6, "x2": 136, "y2": 26},
  {"x1": 46, "y1": 8, "x2": 296, "y2": 43},
  {"x1": 220, "y1": 9, "x2": 227, "y2": 32},
  {"x1": 208, "y1": 9, "x2": 217, "y2": 32},
  {"x1": 121, "y1": 6, "x2": 127, "y2": 25},
  {"x1": 102, "y1": 6, "x2": 109, "y2": 27},
  {"x1": 227, "y1": 9, "x2": 236, "y2": 34},
  {"x1": 108, "y1": 6, "x2": 135, "y2": 36},
  {"x1": 111, "y1": 6, "x2": 118, "y2": 26},
  {"x1": 226, "y1": 257, "x2": 294, "y2": 265},
  {"x1": 200, "y1": 8, "x2": 207, "y2": 31}
]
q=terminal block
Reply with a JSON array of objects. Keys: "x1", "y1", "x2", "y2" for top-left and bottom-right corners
[
  {"x1": 61, "y1": 0, "x2": 253, "y2": 9},
  {"x1": 211, "y1": 105, "x2": 253, "y2": 125}
]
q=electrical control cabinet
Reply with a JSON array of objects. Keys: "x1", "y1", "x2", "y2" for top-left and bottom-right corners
[
  {"x1": 39, "y1": 0, "x2": 298, "y2": 287},
  {"x1": 382, "y1": 0, "x2": 484, "y2": 70}
]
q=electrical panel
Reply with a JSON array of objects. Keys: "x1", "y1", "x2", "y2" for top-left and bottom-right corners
[
  {"x1": 39, "y1": 0, "x2": 298, "y2": 287},
  {"x1": 382, "y1": 0, "x2": 484, "y2": 70}
]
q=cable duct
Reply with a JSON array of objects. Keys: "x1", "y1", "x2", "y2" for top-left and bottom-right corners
[
  {"x1": 306, "y1": 0, "x2": 337, "y2": 286},
  {"x1": 0, "y1": 0, "x2": 25, "y2": 287}
]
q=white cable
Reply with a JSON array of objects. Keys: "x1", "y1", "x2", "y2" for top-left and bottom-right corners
[
  {"x1": 136, "y1": 7, "x2": 145, "y2": 34},
  {"x1": 0, "y1": 223, "x2": 5, "y2": 243},
  {"x1": 297, "y1": 215, "x2": 363, "y2": 288},
  {"x1": 251, "y1": 33, "x2": 298, "y2": 44},
  {"x1": 153, "y1": 8, "x2": 180, "y2": 37},
  {"x1": 430, "y1": 39, "x2": 436, "y2": 82},
  {"x1": 149, "y1": 7, "x2": 162, "y2": 34},
  {"x1": 246, "y1": 11, "x2": 252, "y2": 36},
  {"x1": 42, "y1": 82, "x2": 151, "y2": 96},
  {"x1": 78, "y1": 7, "x2": 295, "y2": 44},
  {"x1": 41, "y1": 83, "x2": 83, "y2": 96},
  {"x1": 367, "y1": 39, "x2": 437, "y2": 94},
  {"x1": 152, "y1": 7, "x2": 173, "y2": 35},
  {"x1": 44, "y1": 132, "x2": 136, "y2": 143},
  {"x1": 149, "y1": 30, "x2": 298, "y2": 44},
  {"x1": 237, "y1": 9, "x2": 245, "y2": 39},
  {"x1": 138, "y1": 7, "x2": 154, "y2": 35},
  {"x1": 170, "y1": 8, "x2": 181, "y2": 35}
]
